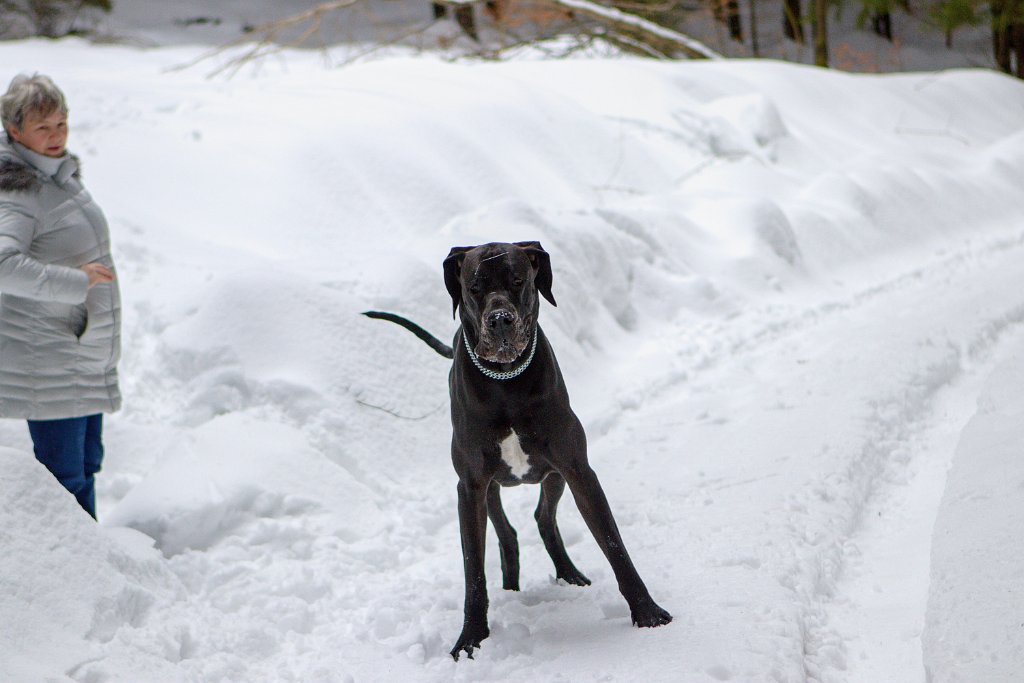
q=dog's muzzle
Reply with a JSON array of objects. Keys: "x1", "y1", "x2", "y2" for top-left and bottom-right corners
[{"x1": 476, "y1": 309, "x2": 531, "y2": 363}]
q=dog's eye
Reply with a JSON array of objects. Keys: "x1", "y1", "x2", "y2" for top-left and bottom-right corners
[
  {"x1": 469, "y1": 283, "x2": 481, "y2": 294},
  {"x1": 512, "y1": 278, "x2": 524, "y2": 288}
]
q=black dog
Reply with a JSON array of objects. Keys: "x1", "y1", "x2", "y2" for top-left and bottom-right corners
[{"x1": 365, "y1": 241, "x2": 671, "y2": 660}]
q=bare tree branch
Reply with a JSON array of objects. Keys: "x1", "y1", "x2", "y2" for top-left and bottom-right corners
[
  {"x1": 173, "y1": 0, "x2": 719, "y2": 77},
  {"x1": 171, "y1": 0, "x2": 366, "y2": 77}
]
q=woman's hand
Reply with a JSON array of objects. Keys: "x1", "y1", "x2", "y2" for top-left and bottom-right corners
[{"x1": 80, "y1": 263, "x2": 114, "y2": 288}]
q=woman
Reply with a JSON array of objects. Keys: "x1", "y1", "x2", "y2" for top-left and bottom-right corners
[{"x1": 0, "y1": 73, "x2": 121, "y2": 519}]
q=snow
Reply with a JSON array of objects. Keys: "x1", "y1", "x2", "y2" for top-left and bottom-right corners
[
  {"x1": 1, "y1": 27, "x2": 1024, "y2": 683},
  {"x1": 923, "y1": 349, "x2": 1024, "y2": 683}
]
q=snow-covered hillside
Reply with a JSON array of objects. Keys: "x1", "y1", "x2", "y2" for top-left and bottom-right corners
[{"x1": 1, "y1": 36, "x2": 1023, "y2": 683}]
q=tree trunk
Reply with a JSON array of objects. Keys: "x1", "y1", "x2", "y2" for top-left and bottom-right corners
[
  {"x1": 454, "y1": 4, "x2": 478, "y2": 39},
  {"x1": 872, "y1": 11, "x2": 893, "y2": 41},
  {"x1": 432, "y1": 1, "x2": 481, "y2": 40},
  {"x1": 726, "y1": 0, "x2": 743, "y2": 40},
  {"x1": 712, "y1": 0, "x2": 743, "y2": 41},
  {"x1": 992, "y1": 0, "x2": 1012, "y2": 72},
  {"x1": 1014, "y1": 23, "x2": 1024, "y2": 78},
  {"x1": 994, "y1": 26, "x2": 1011, "y2": 72},
  {"x1": 813, "y1": 0, "x2": 828, "y2": 66},
  {"x1": 484, "y1": 0, "x2": 508, "y2": 22},
  {"x1": 750, "y1": 0, "x2": 760, "y2": 55},
  {"x1": 783, "y1": 0, "x2": 805, "y2": 43}
]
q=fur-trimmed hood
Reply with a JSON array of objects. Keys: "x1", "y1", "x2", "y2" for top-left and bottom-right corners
[
  {"x1": 0, "y1": 158, "x2": 41, "y2": 192},
  {"x1": 0, "y1": 135, "x2": 80, "y2": 193}
]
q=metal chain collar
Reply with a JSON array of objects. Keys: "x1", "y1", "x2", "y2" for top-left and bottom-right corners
[{"x1": 461, "y1": 329, "x2": 538, "y2": 381}]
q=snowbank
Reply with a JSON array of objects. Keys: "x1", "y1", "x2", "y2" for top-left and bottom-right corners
[
  {"x1": 0, "y1": 446, "x2": 185, "y2": 682},
  {"x1": 923, "y1": 349, "x2": 1024, "y2": 683}
]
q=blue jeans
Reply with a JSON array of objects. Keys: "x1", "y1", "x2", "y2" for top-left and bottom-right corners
[{"x1": 27, "y1": 414, "x2": 104, "y2": 519}]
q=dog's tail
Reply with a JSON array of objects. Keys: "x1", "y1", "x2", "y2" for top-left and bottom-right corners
[{"x1": 362, "y1": 311, "x2": 455, "y2": 359}]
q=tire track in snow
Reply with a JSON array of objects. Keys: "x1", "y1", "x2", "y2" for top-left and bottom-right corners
[
  {"x1": 821, "y1": 349, "x2": 1000, "y2": 682},
  {"x1": 581, "y1": 226, "x2": 1024, "y2": 682},
  {"x1": 796, "y1": 316, "x2": 1024, "y2": 683},
  {"x1": 752, "y1": 242, "x2": 1024, "y2": 682}
]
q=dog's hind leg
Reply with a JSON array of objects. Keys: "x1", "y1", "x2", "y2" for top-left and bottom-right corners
[
  {"x1": 535, "y1": 473, "x2": 591, "y2": 586},
  {"x1": 486, "y1": 481, "x2": 520, "y2": 591}
]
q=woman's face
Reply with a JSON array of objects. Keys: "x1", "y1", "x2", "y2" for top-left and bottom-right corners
[{"x1": 9, "y1": 109, "x2": 68, "y2": 158}]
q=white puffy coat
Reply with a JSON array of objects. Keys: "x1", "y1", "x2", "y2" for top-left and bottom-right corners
[{"x1": 0, "y1": 135, "x2": 121, "y2": 419}]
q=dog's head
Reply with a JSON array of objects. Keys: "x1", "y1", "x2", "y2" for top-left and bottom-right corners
[{"x1": 444, "y1": 241, "x2": 556, "y2": 364}]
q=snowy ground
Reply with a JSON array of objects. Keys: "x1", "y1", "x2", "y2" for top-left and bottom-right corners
[
  {"x1": 1, "y1": 33, "x2": 1023, "y2": 683},
  {"x1": 922, "y1": 347, "x2": 1024, "y2": 683}
]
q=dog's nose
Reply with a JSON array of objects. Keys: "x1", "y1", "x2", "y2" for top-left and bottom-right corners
[{"x1": 487, "y1": 310, "x2": 515, "y2": 332}]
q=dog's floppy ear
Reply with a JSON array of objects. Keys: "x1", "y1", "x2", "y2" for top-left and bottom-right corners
[
  {"x1": 443, "y1": 246, "x2": 474, "y2": 318},
  {"x1": 514, "y1": 241, "x2": 556, "y2": 307}
]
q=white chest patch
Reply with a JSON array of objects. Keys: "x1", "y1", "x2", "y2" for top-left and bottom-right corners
[{"x1": 499, "y1": 430, "x2": 532, "y2": 479}]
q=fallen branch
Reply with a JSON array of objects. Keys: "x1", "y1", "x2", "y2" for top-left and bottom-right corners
[{"x1": 547, "y1": 0, "x2": 720, "y2": 59}]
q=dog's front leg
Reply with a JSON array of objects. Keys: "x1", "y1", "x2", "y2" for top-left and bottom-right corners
[
  {"x1": 553, "y1": 418, "x2": 672, "y2": 628},
  {"x1": 563, "y1": 463, "x2": 672, "y2": 627},
  {"x1": 451, "y1": 476, "x2": 491, "y2": 660}
]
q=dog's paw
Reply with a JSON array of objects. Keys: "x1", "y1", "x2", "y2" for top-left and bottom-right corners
[
  {"x1": 556, "y1": 567, "x2": 591, "y2": 587},
  {"x1": 450, "y1": 622, "x2": 490, "y2": 661},
  {"x1": 630, "y1": 599, "x2": 672, "y2": 628}
]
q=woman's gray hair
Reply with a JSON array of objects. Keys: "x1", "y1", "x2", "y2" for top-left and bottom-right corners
[{"x1": 0, "y1": 73, "x2": 68, "y2": 133}]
